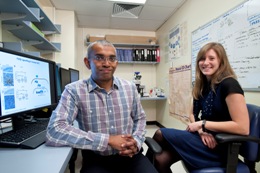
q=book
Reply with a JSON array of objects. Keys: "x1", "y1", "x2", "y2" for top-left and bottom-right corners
[
  {"x1": 156, "y1": 48, "x2": 160, "y2": 62},
  {"x1": 29, "y1": 22, "x2": 45, "y2": 37}
]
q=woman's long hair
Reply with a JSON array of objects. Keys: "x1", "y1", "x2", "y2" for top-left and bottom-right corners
[{"x1": 192, "y1": 42, "x2": 236, "y2": 99}]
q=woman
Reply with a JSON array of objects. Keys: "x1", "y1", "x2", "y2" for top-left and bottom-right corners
[{"x1": 151, "y1": 42, "x2": 249, "y2": 172}]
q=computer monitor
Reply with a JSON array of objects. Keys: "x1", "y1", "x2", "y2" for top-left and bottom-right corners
[
  {"x1": 59, "y1": 67, "x2": 70, "y2": 92},
  {"x1": 55, "y1": 64, "x2": 62, "y2": 99},
  {"x1": 0, "y1": 48, "x2": 57, "y2": 123},
  {"x1": 69, "y1": 68, "x2": 79, "y2": 82}
]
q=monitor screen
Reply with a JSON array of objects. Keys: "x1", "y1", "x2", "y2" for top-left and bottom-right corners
[
  {"x1": 59, "y1": 67, "x2": 70, "y2": 92},
  {"x1": 69, "y1": 68, "x2": 79, "y2": 82},
  {"x1": 0, "y1": 48, "x2": 57, "y2": 120}
]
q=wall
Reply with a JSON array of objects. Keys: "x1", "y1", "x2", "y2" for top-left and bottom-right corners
[
  {"x1": 156, "y1": 0, "x2": 260, "y2": 169},
  {"x1": 54, "y1": 10, "x2": 76, "y2": 69},
  {"x1": 1, "y1": 1, "x2": 76, "y2": 69},
  {"x1": 37, "y1": 0, "x2": 76, "y2": 69},
  {"x1": 76, "y1": 28, "x2": 159, "y2": 121}
]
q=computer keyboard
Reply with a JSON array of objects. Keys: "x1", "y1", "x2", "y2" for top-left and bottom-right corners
[{"x1": 0, "y1": 118, "x2": 49, "y2": 149}]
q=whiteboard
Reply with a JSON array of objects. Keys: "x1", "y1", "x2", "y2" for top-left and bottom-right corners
[{"x1": 191, "y1": 0, "x2": 260, "y2": 91}]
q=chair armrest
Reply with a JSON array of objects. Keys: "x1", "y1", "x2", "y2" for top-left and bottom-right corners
[
  {"x1": 215, "y1": 133, "x2": 260, "y2": 144},
  {"x1": 145, "y1": 137, "x2": 162, "y2": 154}
]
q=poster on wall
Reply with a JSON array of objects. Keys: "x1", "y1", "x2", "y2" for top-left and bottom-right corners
[
  {"x1": 168, "y1": 22, "x2": 188, "y2": 61},
  {"x1": 169, "y1": 64, "x2": 192, "y2": 124}
]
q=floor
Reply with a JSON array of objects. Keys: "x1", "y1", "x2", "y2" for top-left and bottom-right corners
[{"x1": 64, "y1": 125, "x2": 187, "y2": 173}]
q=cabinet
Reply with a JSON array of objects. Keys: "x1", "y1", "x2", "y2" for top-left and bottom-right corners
[
  {"x1": 0, "y1": 0, "x2": 61, "y2": 55},
  {"x1": 86, "y1": 42, "x2": 160, "y2": 65}
]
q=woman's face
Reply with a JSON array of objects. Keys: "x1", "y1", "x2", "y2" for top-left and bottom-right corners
[{"x1": 198, "y1": 49, "x2": 220, "y2": 80}]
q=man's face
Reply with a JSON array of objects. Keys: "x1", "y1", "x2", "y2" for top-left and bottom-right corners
[{"x1": 85, "y1": 44, "x2": 118, "y2": 83}]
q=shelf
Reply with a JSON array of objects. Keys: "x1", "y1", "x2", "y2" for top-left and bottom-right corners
[
  {"x1": 22, "y1": 0, "x2": 61, "y2": 34},
  {"x1": 141, "y1": 97, "x2": 167, "y2": 101},
  {"x1": 86, "y1": 42, "x2": 159, "y2": 48},
  {"x1": 118, "y1": 61, "x2": 158, "y2": 65},
  {"x1": 3, "y1": 21, "x2": 61, "y2": 52},
  {"x1": 0, "y1": 0, "x2": 61, "y2": 53},
  {"x1": 3, "y1": 42, "x2": 41, "y2": 57},
  {"x1": 111, "y1": 43, "x2": 159, "y2": 48},
  {"x1": 0, "y1": 0, "x2": 40, "y2": 22}
]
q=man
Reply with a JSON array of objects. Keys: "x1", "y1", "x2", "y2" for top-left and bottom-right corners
[{"x1": 46, "y1": 40, "x2": 158, "y2": 173}]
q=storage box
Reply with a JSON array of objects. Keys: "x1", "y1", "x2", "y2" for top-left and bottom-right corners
[
  {"x1": 105, "y1": 35, "x2": 156, "y2": 44},
  {"x1": 89, "y1": 36, "x2": 105, "y2": 42}
]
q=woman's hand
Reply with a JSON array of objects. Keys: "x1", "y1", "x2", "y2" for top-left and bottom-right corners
[
  {"x1": 186, "y1": 121, "x2": 202, "y2": 132},
  {"x1": 187, "y1": 122, "x2": 217, "y2": 149},
  {"x1": 200, "y1": 132, "x2": 217, "y2": 149}
]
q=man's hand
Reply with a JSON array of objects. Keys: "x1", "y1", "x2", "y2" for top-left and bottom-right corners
[
  {"x1": 108, "y1": 134, "x2": 138, "y2": 157},
  {"x1": 119, "y1": 134, "x2": 138, "y2": 157}
]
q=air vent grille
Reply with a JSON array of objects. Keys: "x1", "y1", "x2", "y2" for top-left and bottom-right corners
[{"x1": 112, "y1": 3, "x2": 143, "y2": 18}]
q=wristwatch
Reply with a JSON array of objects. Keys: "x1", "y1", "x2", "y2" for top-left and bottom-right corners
[{"x1": 202, "y1": 119, "x2": 206, "y2": 132}]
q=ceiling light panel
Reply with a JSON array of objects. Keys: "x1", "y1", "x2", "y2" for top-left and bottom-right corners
[{"x1": 109, "y1": 0, "x2": 146, "y2": 4}]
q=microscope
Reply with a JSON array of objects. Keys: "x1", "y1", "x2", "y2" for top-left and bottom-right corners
[{"x1": 133, "y1": 72, "x2": 144, "y2": 96}]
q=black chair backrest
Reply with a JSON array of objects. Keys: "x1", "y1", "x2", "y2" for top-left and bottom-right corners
[{"x1": 239, "y1": 104, "x2": 260, "y2": 161}]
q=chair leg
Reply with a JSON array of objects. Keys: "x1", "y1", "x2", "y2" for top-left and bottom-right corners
[
  {"x1": 69, "y1": 148, "x2": 79, "y2": 173},
  {"x1": 226, "y1": 143, "x2": 241, "y2": 173}
]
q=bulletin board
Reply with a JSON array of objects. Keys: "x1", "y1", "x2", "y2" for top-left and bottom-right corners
[
  {"x1": 191, "y1": 0, "x2": 260, "y2": 91},
  {"x1": 169, "y1": 65, "x2": 192, "y2": 124}
]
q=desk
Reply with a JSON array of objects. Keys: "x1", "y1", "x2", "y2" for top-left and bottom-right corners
[{"x1": 0, "y1": 144, "x2": 73, "y2": 173}]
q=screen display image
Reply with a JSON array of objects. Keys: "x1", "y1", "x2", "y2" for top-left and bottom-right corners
[{"x1": 0, "y1": 48, "x2": 57, "y2": 120}]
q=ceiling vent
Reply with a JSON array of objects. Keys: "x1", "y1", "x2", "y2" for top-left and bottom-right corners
[{"x1": 112, "y1": 3, "x2": 143, "y2": 18}]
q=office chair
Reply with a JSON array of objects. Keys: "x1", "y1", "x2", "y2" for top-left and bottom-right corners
[
  {"x1": 145, "y1": 104, "x2": 260, "y2": 173},
  {"x1": 69, "y1": 148, "x2": 79, "y2": 173}
]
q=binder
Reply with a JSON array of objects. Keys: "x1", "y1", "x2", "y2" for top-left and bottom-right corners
[
  {"x1": 156, "y1": 48, "x2": 160, "y2": 62},
  {"x1": 141, "y1": 49, "x2": 144, "y2": 61},
  {"x1": 128, "y1": 49, "x2": 133, "y2": 61},
  {"x1": 144, "y1": 49, "x2": 148, "y2": 61},
  {"x1": 116, "y1": 49, "x2": 121, "y2": 61},
  {"x1": 152, "y1": 49, "x2": 156, "y2": 61},
  {"x1": 123, "y1": 49, "x2": 128, "y2": 61},
  {"x1": 147, "y1": 49, "x2": 151, "y2": 61},
  {"x1": 135, "y1": 49, "x2": 141, "y2": 61},
  {"x1": 132, "y1": 49, "x2": 136, "y2": 61}
]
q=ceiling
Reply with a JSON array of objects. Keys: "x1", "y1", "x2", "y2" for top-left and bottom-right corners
[{"x1": 42, "y1": 0, "x2": 186, "y2": 31}]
